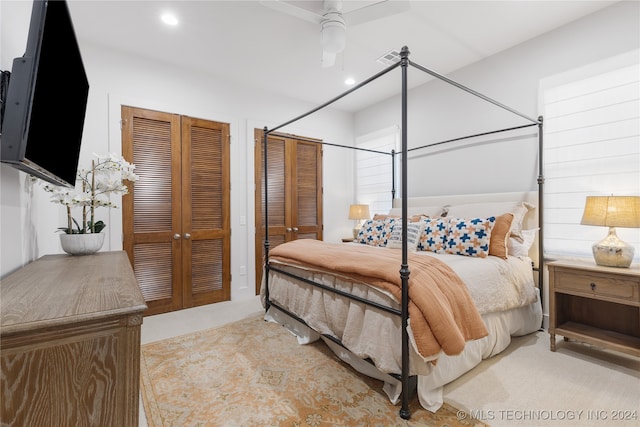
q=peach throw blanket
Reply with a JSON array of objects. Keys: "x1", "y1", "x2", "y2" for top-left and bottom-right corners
[{"x1": 269, "y1": 239, "x2": 488, "y2": 358}]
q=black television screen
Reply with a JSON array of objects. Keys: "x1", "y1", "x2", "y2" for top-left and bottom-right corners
[{"x1": 0, "y1": 0, "x2": 89, "y2": 188}]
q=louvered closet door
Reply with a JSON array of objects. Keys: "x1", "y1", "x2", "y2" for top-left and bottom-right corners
[
  {"x1": 181, "y1": 116, "x2": 230, "y2": 307},
  {"x1": 122, "y1": 106, "x2": 230, "y2": 316},
  {"x1": 291, "y1": 140, "x2": 323, "y2": 241},
  {"x1": 254, "y1": 129, "x2": 323, "y2": 293},
  {"x1": 122, "y1": 107, "x2": 182, "y2": 314}
]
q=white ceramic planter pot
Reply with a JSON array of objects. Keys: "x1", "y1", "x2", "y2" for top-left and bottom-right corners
[{"x1": 60, "y1": 232, "x2": 105, "y2": 255}]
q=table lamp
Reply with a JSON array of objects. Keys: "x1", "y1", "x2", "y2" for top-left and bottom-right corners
[
  {"x1": 348, "y1": 204, "x2": 370, "y2": 238},
  {"x1": 580, "y1": 196, "x2": 640, "y2": 268}
]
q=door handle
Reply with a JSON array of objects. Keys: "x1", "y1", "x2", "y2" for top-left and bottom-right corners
[
  {"x1": 173, "y1": 233, "x2": 181, "y2": 240},
  {"x1": 292, "y1": 227, "x2": 299, "y2": 232},
  {"x1": 184, "y1": 233, "x2": 191, "y2": 239},
  {"x1": 286, "y1": 228, "x2": 292, "y2": 232}
]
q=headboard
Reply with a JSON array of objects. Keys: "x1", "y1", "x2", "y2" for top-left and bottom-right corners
[{"x1": 391, "y1": 191, "x2": 540, "y2": 268}]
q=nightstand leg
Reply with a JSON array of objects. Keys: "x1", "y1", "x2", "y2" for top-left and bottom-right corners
[{"x1": 550, "y1": 333, "x2": 556, "y2": 352}]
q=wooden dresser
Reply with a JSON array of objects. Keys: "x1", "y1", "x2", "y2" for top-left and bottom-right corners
[{"x1": 1, "y1": 251, "x2": 147, "y2": 426}]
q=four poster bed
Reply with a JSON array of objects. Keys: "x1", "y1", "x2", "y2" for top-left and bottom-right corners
[{"x1": 260, "y1": 46, "x2": 544, "y2": 419}]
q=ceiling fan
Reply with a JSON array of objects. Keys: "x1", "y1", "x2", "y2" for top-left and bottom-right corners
[{"x1": 260, "y1": 0, "x2": 411, "y2": 68}]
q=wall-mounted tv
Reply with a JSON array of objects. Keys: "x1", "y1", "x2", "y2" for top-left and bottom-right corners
[{"x1": 0, "y1": 0, "x2": 89, "y2": 188}]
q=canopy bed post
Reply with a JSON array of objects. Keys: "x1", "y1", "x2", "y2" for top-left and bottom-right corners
[
  {"x1": 399, "y1": 45, "x2": 411, "y2": 421},
  {"x1": 263, "y1": 126, "x2": 271, "y2": 311},
  {"x1": 391, "y1": 149, "x2": 396, "y2": 200},
  {"x1": 537, "y1": 116, "x2": 545, "y2": 297}
]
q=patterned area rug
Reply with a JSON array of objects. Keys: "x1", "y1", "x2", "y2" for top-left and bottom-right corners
[{"x1": 140, "y1": 315, "x2": 487, "y2": 426}]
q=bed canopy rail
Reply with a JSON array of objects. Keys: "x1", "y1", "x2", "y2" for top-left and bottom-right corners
[
  {"x1": 262, "y1": 46, "x2": 544, "y2": 420},
  {"x1": 407, "y1": 122, "x2": 539, "y2": 153},
  {"x1": 267, "y1": 61, "x2": 401, "y2": 135},
  {"x1": 266, "y1": 131, "x2": 393, "y2": 156},
  {"x1": 408, "y1": 60, "x2": 541, "y2": 125}
]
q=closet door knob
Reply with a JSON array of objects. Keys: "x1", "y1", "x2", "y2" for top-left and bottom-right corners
[
  {"x1": 286, "y1": 228, "x2": 292, "y2": 232},
  {"x1": 173, "y1": 234, "x2": 181, "y2": 240},
  {"x1": 184, "y1": 233, "x2": 191, "y2": 239},
  {"x1": 292, "y1": 227, "x2": 299, "y2": 232}
]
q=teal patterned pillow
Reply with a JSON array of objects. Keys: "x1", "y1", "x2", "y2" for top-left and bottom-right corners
[
  {"x1": 444, "y1": 217, "x2": 495, "y2": 258},
  {"x1": 416, "y1": 217, "x2": 449, "y2": 253},
  {"x1": 356, "y1": 218, "x2": 396, "y2": 246}
]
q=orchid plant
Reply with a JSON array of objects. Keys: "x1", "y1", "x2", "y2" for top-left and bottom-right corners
[{"x1": 43, "y1": 153, "x2": 139, "y2": 234}]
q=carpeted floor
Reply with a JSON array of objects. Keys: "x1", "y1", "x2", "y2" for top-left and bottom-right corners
[
  {"x1": 444, "y1": 331, "x2": 640, "y2": 427},
  {"x1": 140, "y1": 315, "x2": 486, "y2": 426}
]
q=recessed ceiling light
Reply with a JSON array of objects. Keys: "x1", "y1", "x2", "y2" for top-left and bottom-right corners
[
  {"x1": 345, "y1": 77, "x2": 355, "y2": 85},
  {"x1": 161, "y1": 13, "x2": 178, "y2": 26}
]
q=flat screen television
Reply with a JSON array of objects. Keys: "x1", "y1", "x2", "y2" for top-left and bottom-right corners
[{"x1": 0, "y1": 0, "x2": 89, "y2": 188}]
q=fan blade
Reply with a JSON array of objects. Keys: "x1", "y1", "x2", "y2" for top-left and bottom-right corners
[
  {"x1": 259, "y1": 0, "x2": 324, "y2": 24},
  {"x1": 344, "y1": 0, "x2": 410, "y2": 26},
  {"x1": 321, "y1": 50, "x2": 336, "y2": 68}
]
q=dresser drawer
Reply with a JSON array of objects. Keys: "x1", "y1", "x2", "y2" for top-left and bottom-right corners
[{"x1": 554, "y1": 268, "x2": 639, "y2": 302}]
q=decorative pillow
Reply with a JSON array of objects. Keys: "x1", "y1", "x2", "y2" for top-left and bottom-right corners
[
  {"x1": 356, "y1": 218, "x2": 396, "y2": 247},
  {"x1": 509, "y1": 202, "x2": 535, "y2": 242},
  {"x1": 508, "y1": 228, "x2": 538, "y2": 258},
  {"x1": 386, "y1": 221, "x2": 426, "y2": 250},
  {"x1": 488, "y1": 213, "x2": 514, "y2": 259},
  {"x1": 416, "y1": 217, "x2": 449, "y2": 253},
  {"x1": 445, "y1": 217, "x2": 496, "y2": 258}
]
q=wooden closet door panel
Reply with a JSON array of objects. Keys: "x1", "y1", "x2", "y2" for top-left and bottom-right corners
[
  {"x1": 292, "y1": 141, "x2": 323, "y2": 241},
  {"x1": 181, "y1": 117, "x2": 231, "y2": 306},
  {"x1": 122, "y1": 106, "x2": 182, "y2": 315},
  {"x1": 255, "y1": 133, "x2": 288, "y2": 241},
  {"x1": 254, "y1": 131, "x2": 289, "y2": 291},
  {"x1": 254, "y1": 130, "x2": 323, "y2": 293}
]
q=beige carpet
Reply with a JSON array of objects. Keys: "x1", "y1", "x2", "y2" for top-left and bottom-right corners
[
  {"x1": 140, "y1": 315, "x2": 487, "y2": 426},
  {"x1": 444, "y1": 331, "x2": 640, "y2": 427}
]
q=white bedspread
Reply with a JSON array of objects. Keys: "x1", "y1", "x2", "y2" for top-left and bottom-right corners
[{"x1": 417, "y1": 250, "x2": 538, "y2": 314}]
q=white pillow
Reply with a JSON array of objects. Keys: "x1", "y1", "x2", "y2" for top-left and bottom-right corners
[
  {"x1": 388, "y1": 205, "x2": 443, "y2": 217},
  {"x1": 386, "y1": 221, "x2": 425, "y2": 250},
  {"x1": 446, "y1": 201, "x2": 516, "y2": 218},
  {"x1": 509, "y1": 202, "x2": 535, "y2": 242},
  {"x1": 446, "y1": 201, "x2": 535, "y2": 242},
  {"x1": 508, "y1": 228, "x2": 538, "y2": 258}
]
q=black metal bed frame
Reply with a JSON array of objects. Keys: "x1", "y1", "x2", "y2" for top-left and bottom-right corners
[{"x1": 262, "y1": 46, "x2": 544, "y2": 420}]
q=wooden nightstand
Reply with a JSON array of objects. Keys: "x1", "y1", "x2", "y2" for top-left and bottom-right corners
[
  {"x1": 342, "y1": 238, "x2": 355, "y2": 243},
  {"x1": 547, "y1": 259, "x2": 640, "y2": 357}
]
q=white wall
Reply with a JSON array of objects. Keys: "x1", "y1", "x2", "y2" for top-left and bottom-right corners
[
  {"x1": 0, "y1": 1, "x2": 355, "y2": 298},
  {"x1": 354, "y1": 1, "x2": 640, "y2": 197},
  {"x1": 3, "y1": 0, "x2": 638, "y2": 294}
]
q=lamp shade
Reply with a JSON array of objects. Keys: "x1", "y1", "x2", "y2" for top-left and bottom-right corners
[
  {"x1": 348, "y1": 204, "x2": 370, "y2": 220},
  {"x1": 580, "y1": 196, "x2": 640, "y2": 228}
]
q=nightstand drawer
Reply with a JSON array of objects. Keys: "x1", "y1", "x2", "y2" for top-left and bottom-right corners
[{"x1": 555, "y1": 269, "x2": 639, "y2": 302}]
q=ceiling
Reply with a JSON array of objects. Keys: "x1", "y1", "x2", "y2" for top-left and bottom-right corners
[{"x1": 65, "y1": 0, "x2": 618, "y2": 113}]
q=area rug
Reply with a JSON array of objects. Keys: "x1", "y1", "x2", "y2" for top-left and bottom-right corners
[{"x1": 140, "y1": 315, "x2": 487, "y2": 426}]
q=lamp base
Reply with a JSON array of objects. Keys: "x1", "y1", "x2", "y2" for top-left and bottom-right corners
[{"x1": 592, "y1": 227, "x2": 635, "y2": 268}]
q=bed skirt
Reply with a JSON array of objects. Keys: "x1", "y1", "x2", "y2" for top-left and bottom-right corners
[{"x1": 263, "y1": 291, "x2": 542, "y2": 412}]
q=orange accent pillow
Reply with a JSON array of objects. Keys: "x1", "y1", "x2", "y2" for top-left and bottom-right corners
[{"x1": 489, "y1": 213, "x2": 514, "y2": 259}]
